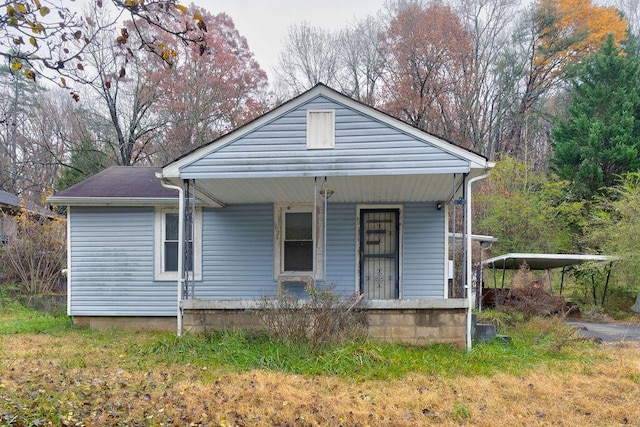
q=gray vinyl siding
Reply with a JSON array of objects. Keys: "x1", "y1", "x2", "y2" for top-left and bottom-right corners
[
  {"x1": 69, "y1": 206, "x2": 176, "y2": 316},
  {"x1": 68, "y1": 204, "x2": 445, "y2": 314},
  {"x1": 325, "y1": 204, "x2": 357, "y2": 294},
  {"x1": 193, "y1": 203, "x2": 445, "y2": 299},
  {"x1": 179, "y1": 95, "x2": 470, "y2": 179},
  {"x1": 196, "y1": 204, "x2": 275, "y2": 299},
  {"x1": 402, "y1": 203, "x2": 446, "y2": 298}
]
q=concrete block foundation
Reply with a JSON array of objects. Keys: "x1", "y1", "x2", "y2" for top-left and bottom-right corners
[{"x1": 73, "y1": 299, "x2": 468, "y2": 348}]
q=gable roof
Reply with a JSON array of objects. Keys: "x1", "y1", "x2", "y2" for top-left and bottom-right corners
[
  {"x1": 48, "y1": 166, "x2": 177, "y2": 206},
  {"x1": 162, "y1": 83, "x2": 491, "y2": 179},
  {"x1": 48, "y1": 84, "x2": 494, "y2": 207}
]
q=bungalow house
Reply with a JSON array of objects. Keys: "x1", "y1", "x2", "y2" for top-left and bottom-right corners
[{"x1": 48, "y1": 84, "x2": 493, "y2": 348}]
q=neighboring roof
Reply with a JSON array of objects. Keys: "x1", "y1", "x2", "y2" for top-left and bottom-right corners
[
  {"x1": 1, "y1": 189, "x2": 53, "y2": 217},
  {"x1": 482, "y1": 253, "x2": 614, "y2": 270},
  {"x1": 0, "y1": 189, "x2": 20, "y2": 208},
  {"x1": 47, "y1": 166, "x2": 178, "y2": 206}
]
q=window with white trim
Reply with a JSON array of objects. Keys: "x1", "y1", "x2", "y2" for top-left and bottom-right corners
[
  {"x1": 274, "y1": 203, "x2": 324, "y2": 279},
  {"x1": 284, "y1": 211, "x2": 313, "y2": 271},
  {"x1": 306, "y1": 110, "x2": 335, "y2": 149},
  {"x1": 154, "y1": 208, "x2": 202, "y2": 281}
]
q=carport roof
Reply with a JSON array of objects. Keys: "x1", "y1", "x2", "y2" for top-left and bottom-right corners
[{"x1": 482, "y1": 253, "x2": 614, "y2": 270}]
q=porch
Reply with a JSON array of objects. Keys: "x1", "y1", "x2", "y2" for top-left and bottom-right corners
[{"x1": 181, "y1": 298, "x2": 468, "y2": 347}]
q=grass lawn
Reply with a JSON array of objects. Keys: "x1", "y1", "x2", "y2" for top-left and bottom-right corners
[{"x1": 1, "y1": 306, "x2": 639, "y2": 426}]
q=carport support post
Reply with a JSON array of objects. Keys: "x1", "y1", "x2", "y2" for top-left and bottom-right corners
[
  {"x1": 601, "y1": 261, "x2": 613, "y2": 306},
  {"x1": 465, "y1": 170, "x2": 490, "y2": 351}
]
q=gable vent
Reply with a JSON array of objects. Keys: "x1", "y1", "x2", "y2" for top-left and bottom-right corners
[{"x1": 306, "y1": 110, "x2": 335, "y2": 149}]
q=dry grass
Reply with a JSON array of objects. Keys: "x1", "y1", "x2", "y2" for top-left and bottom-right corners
[{"x1": 1, "y1": 330, "x2": 639, "y2": 426}]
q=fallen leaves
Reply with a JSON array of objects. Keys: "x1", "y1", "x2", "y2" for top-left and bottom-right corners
[{"x1": 0, "y1": 331, "x2": 639, "y2": 426}]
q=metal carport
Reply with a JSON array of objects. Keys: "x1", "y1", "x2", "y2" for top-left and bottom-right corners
[{"x1": 482, "y1": 253, "x2": 615, "y2": 306}]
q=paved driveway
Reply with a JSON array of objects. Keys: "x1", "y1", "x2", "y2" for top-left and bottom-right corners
[{"x1": 568, "y1": 321, "x2": 640, "y2": 343}]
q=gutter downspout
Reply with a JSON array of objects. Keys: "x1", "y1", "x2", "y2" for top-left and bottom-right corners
[
  {"x1": 160, "y1": 179, "x2": 185, "y2": 337},
  {"x1": 465, "y1": 170, "x2": 490, "y2": 351}
]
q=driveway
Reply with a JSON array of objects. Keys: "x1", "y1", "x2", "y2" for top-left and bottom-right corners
[{"x1": 568, "y1": 321, "x2": 640, "y2": 343}]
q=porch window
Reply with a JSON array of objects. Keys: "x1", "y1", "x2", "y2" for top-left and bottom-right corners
[
  {"x1": 154, "y1": 208, "x2": 202, "y2": 281},
  {"x1": 274, "y1": 203, "x2": 324, "y2": 280},
  {"x1": 284, "y1": 212, "x2": 313, "y2": 271},
  {"x1": 163, "y1": 212, "x2": 190, "y2": 272}
]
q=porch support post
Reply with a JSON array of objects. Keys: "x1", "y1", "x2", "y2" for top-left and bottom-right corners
[
  {"x1": 465, "y1": 170, "x2": 490, "y2": 351},
  {"x1": 313, "y1": 177, "x2": 317, "y2": 283},
  {"x1": 160, "y1": 179, "x2": 185, "y2": 337},
  {"x1": 323, "y1": 177, "x2": 328, "y2": 281}
]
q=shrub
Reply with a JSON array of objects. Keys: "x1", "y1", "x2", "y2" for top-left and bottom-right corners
[
  {"x1": 0, "y1": 208, "x2": 66, "y2": 296},
  {"x1": 502, "y1": 284, "x2": 570, "y2": 317},
  {"x1": 259, "y1": 284, "x2": 365, "y2": 351}
]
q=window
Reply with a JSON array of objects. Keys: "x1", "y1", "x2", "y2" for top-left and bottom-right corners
[
  {"x1": 155, "y1": 208, "x2": 202, "y2": 281},
  {"x1": 274, "y1": 203, "x2": 324, "y2": 280},
  {"x1": 306, "y1": 110, "x2": 335, "y2": 149},
  {"x1": 284, "y1": 212, "x2": 313, "y2": 271}
]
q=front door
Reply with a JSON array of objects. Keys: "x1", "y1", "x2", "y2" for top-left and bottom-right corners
[{"x1": 359, "y1": 209, "x2": 400, "y2": 299}]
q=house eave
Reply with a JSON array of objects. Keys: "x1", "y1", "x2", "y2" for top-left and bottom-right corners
[{"x1": 46, "y1": 197, "x2": 178, "y2": 207}]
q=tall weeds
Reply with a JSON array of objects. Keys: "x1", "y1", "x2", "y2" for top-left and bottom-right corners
[
  {"x1": 0, "y1": 208, "x2": 66, "y2": 296},
  {"x1": 259, "y1": 284, "x2": 365, "y2": 351}
]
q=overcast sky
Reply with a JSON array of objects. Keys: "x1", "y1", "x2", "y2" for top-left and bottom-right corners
[{"x1": 195, "y1": 0, "x2": 387, "y2": 81}]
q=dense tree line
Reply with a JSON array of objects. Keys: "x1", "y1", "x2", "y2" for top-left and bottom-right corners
[{"x1": 2, "y1": 0, "x2": 640, "y2": 296}]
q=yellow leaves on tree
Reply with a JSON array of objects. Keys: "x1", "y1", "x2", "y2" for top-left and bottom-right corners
[
  {"x1": 517, "y1": 0, "x2": 629, "y2": 116},
  {"x1": 535, "y1": 0, "x2": 628, "y2": 70}
]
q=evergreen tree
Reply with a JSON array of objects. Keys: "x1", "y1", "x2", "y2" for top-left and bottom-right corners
[
  {"x1": 56, "y1": 138, "x2": 109, "y2": 191},
  {"x1": 550, "y1": 35, "x2": 640, "y2": 200}
]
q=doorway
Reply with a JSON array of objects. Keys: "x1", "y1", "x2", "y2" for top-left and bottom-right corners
[{"x1": 359, "y1": 209, "x2": 400, "y2": 299}]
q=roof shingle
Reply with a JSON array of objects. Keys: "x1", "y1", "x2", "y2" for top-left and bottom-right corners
[{"x1": 53, "y1": 166, "x2": 177, "y2": 199}]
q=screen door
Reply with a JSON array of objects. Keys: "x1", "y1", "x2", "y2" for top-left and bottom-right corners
[{"x1": 359, "y1": 209, "x2": 399, "y2": 299}]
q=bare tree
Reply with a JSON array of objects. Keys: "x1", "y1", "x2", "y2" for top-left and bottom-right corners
[
  {"x1": 140, "y1": 8, "x2": 270, "y2": 164},
  {"x1": 612, "y1": 0, "x2": 640, "y2": 37},
  {"x1": 453, "y1": 0, "x2": 521, "y2": 157},
  {"x1": 336, "y1": 16, "x2": 388, "y2": 106},
  {"x1": 1, "y1": 0, "x2": 210, "y2": 94},
  {"x1": 0, "y1": 66, "x2": 46, "y2": 196},
  {"x1": 274, "y1": 22, "x2": 341, "y2": 97},
  {"x1": 380, "y1": 2, "x2": 474, "y2": 143},
  {"x1": 69, "y1": 8, "x2": 166, "y2": 167}
]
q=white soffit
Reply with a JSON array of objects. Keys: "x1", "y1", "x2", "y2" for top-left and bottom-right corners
[{"x1": 194, "y1": 174, "x2": 459, "y2": 205}]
